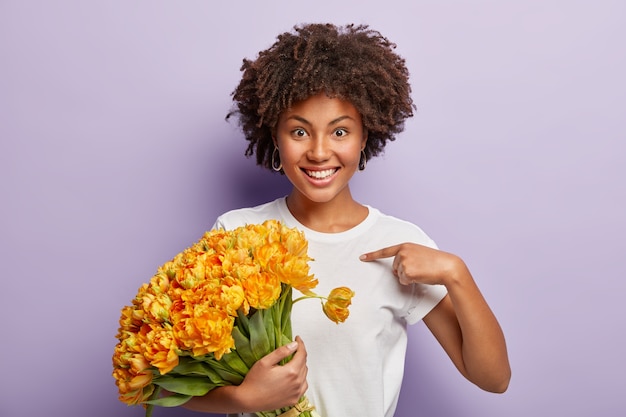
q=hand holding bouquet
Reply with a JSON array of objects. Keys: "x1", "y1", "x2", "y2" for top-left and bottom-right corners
[{"x1": 112, "y1": 220, "x2": 354, "y2": 417}]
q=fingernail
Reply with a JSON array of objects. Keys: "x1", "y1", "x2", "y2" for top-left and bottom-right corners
[
  {"x1": 359, "y1": 254, "x2": 367, "y2": 261},
  {"x1": 286, "y1": 341, "x2": 298, "y2": 351}
]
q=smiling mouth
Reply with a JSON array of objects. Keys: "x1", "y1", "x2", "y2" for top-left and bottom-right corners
[{"x1": 304, "y1": 168, "x2": 338, "y2": 179}]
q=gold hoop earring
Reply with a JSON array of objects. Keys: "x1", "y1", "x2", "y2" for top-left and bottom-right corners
[
  {"x1": 271, "y1": 147, "x2": 282, "y2": 171},
  {"x1": 358, "y1": 150, "x2": 367, "y2": 171}
]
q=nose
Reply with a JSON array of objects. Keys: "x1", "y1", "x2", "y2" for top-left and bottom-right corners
[{"x1": 307, "y1": 136, "x2": 331, "y2": 162}]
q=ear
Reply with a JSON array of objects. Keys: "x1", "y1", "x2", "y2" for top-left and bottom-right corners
[{"x1": 361, "y1": 129, "x2": 368, "y2": 149}]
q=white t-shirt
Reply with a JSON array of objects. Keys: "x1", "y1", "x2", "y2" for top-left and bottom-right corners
[{"x1": 214, "y1": 197, "x2": 448, "y2": 417}]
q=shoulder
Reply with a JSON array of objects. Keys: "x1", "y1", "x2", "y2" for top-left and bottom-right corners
[
  {"x1": 212, "y1": 198, "x2": 285, "y2": 230},
  {"x1": 367, "y1": 206, "x2": 438, "y2": 249}
]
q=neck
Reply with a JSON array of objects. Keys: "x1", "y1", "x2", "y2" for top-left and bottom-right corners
[{"x1": 285, "y1": 188, "x2": 368, "y2": 233}]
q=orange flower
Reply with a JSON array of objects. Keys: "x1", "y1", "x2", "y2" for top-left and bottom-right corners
[
  {"x1": 235, "y1": 223, "x2": 268, "y2": 250},
  {"x1": 174, "y1": 252, "x2": 210, "y2": 289},
  {"x1": 240, "y1": 268, "x2": 282, "y2": 310},
  {"x1": 264, "y1": 220, "x2": 284, "y2": 244},
  {"x1": 112, "y1": 346, "x2": 155, "y2": 405},
  {"x1": 253, "y1": 241, "x2": 286, "y2": 271},
  {"x1": 140, "y1": 292, "x2": 172, "y2": 323},
  {"x1": 281, "y1": 226, "x2": 309, "y2": 257},
  {"x1": 322, "y1": 287, "x2": 355, "y2": 323},
  {"x1": 202, "y1": 230, "x2": 234, "y2": 256},
  {"x1": 113, "y1": 367, "x2": 154, "y2": 405},
  {"x1": 143, "y1": 324, "x2": 180, "y2": 374},
  {"x1": 128, "y1": 354, "x2": 151, "y2": 375},
  {"x1": 220, "y1": 247, "x2": 252, "y2": 275},
  {"x1": 274, "y1": 257, "x2": 318, "y2": 295},
  {"x1": 219, "y1": 283, "x2": 248, "y2": 316},
  {"x1": 173, "y1": 305, "x2": 235, "y2": 359},
  {"x1": 149, "y1": 271, "x2": 171, "y2": 293},
  {"x1": 117, "y1": 305, "x2": 142, "y2": 334}
]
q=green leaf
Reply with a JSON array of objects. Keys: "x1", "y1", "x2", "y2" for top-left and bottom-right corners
[
  {"x1": 172, "y1": 357, "x2": 224, "y2": 381},
  {"x1": 280, "y1": 287, "x2": 293, "y2": 339},
  {"x1": 249, "y1": 309, "x2": 270, "y2": 361},
  {"x1": 213, "y1": 366, "x2": 245, "y2": 385},
  {"x1": 145, "y1": 386, "x2": 162, "y2": 417},
  {"x1": 203, "y1": 357, "x2": 245, "y2": 384},
  {"x1": 280, "y1": 333, "x2": 292, "y2": 347},
  {"x1": 264, "y1": 305, "x2": 276, "y2": 351},
  {"x1": 145, "y1": 393, "x2": 193, "y2": 407},
  {"x1": 153, "y1": 375, "x2": 216, "y2": 396},
  {"x1": 282, "y1": 319, "x2": 293, "y2": 342},
  {"x1": 221, "y1": 350, "x2": 250, "y2": 375},
  {"x1": 231, "y1": 326, "x2": 257, "y2": 368},
  {"x1": 237, "y1": 309, "x2": 251, "y2": 336}
]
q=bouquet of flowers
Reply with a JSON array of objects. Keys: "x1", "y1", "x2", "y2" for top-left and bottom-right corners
[{"x1": 112, "y1": 220, "x2": 354, "y2": 417}]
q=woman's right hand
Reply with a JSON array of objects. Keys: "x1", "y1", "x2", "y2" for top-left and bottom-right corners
[
  {"x1": 182, "y1": 336, "x2": 309, "y2": 414},
  {"x1": 235, "y1": 335, "x2": 309, "y2": 412}
]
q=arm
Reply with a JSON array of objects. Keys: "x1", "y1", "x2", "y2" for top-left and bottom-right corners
[
  {"x1": 360, "y1": 244, "x2": 511, "y2": 393},
  {"x1": 183, "y1": 337, "x2": 309, "y2": 413}
]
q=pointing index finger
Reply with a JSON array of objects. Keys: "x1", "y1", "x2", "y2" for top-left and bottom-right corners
[{"x1": 359, "y1": 244, "x2": 402, "y2": 261}]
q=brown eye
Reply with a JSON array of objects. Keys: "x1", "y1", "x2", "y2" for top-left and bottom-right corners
[
  {"x1": 334, "y1": 128, "x2": 348, "y2": 138},
  {"x1": 293, "y1": 128, "x2": 306, "y2": 137}
]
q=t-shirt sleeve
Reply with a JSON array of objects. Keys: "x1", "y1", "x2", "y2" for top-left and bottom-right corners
[
  {"x1": 210, "y1": 217, "x2": 224, "y2": 231},
  {"x1": 404, "y1": 235, "x2": 448, "y2": 324},
  {"x1": 211, "y1": 212, "x2": 241, "y2": 231},
  {"x1": 405, "y1": 283, "x2": 448, "y2": 325}
]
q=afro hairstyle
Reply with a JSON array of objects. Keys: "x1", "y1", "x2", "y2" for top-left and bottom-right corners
[{"x1": 228, "y1": 23, "x2": 415, "y2": 170}]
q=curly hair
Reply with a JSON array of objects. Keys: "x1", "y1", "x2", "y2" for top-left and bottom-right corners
[{"x1": 228, "y1": 23, "x2": 415, "y2": 170}]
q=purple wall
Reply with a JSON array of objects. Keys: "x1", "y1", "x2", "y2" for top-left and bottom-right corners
[{"x1": 1, "y1": 1, "x2": 624, "y2": 416}]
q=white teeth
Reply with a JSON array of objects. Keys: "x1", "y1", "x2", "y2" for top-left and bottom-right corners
[{"x1": 306, "y1": 169, "x2": 336, "y2": 179}]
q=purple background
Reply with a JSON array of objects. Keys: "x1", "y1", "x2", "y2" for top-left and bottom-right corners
[{"x1": 1, "y1": 1, "x2": 625, "y2": 416}]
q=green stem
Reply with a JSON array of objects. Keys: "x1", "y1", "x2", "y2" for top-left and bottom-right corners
[
  {"x1": 145, "y1": 385, "x2": 162, "y2": 417},
  {"x1": 292, "y1": 294, "x2": 326, "y2": 304}
]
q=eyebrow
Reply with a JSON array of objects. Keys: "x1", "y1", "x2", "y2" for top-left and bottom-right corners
[{"x1": 288, "y1": 115, "x2": 355, "y2": 126}]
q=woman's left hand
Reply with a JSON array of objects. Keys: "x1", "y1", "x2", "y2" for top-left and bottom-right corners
[{"x1": 360, "y1": 242, "x2": 463, "y2": 286}]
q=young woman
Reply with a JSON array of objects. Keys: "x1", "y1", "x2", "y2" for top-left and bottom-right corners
[{"x1": 185, "y1": 23, "x2": 511, "y2": 417}]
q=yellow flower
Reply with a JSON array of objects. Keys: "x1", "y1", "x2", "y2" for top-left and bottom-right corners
[
  {"x1": 149, "y1": 271, "x2": 171, "y2": 293},
  {"x1": 117, "y1": 305, "x2": 142, "y2": 335},
  {"x1": 281, "y1": 226, "x2": 309, "y2": 257},
  {"x1": 235, "y1": 223, "x2": 268, "y2": 250},
  {"x1": 322, "y1": 287, "x2": 355, "y2": 323},
  {"x1": 253, "y1": 241, "x2": 286, "y2": 271},
  {"x1": 128, "y1": 354, "x2": 150, "y2": 374},
  {"x1": 219, "y1": 283, "x2": 248, "y2": 316},
  {"x1": 143, "y1": 324, "x2": 179, "y2": 374},
  {"x1": 241, "y1": 269, "x2": 282, "y2": 310},
  {"x1": 112, "y1": 351, "x2": 155, "y2": 405},
  {"x1": 140, "y1": 292, "x2": 172, "y2": 323},
  {"x1": 203, "y1": 229, "x2": 235, "y2": 256},
  {"x1": 220, "y1": 247, "x2": 252, "y2": 275},
  {"x1": 173, "y1": 305, "x2": 235, "y2": 359},
  {"x1": 113, "y1": 367, "x2": 154, "y2": 405},
  {"x1": 174, "y1": 252, "x2": 209, "y2": 289},
  {"x1": 274, "y1": 257, "x2": 318, "y2": 295}
]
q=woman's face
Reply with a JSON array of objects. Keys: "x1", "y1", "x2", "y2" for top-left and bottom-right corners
[{"x1": 274, "y1": 93, "x2": 367, "y2": 205}]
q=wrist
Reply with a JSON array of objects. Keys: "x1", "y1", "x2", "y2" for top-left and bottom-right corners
[
  {"x1": 231, "y1": 384, "x2": 255, "y2": 413},
  {"x1": 441, "y1": 254, "x2": 471, "y2": 289}
]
